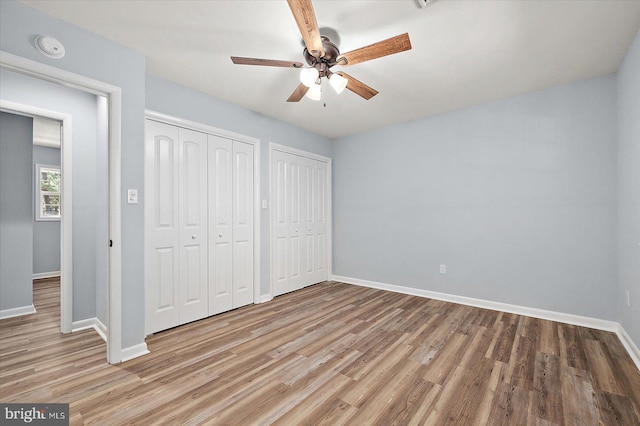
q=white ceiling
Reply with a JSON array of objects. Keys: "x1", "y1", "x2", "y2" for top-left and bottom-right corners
[{"x1": 20, "y1": 0, "x2": 640, "y2": 139}]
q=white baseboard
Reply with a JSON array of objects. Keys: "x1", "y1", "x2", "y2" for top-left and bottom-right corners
[
  {"x1": 121, "y1": 343, "x2": 150, "y2": 362},
  {"x1": 258, "y1": 294, "x2": 273, "y2": 304},
  {"x1": 333, "y1": 275, "x2": 640, "y2": 370},
  {"x1": 616, "y1": 324, "x2": 640, "y2": 370},
  {"x1": 0, "y1": 304, "x2": 36, "y2": 320},
  {"x1": 333, "y1": 275, "x2": 619, "y2": 332},
  {"x1": 72, "y1": 317, "x2": 108, "y2": 343},
  {"x1": 33, "y1": 271, "x2": 61, "y2": 280}
]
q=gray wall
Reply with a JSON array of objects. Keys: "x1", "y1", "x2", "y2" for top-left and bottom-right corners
[
  {"x1": 145, "y1": 76, "x2": 333, "y2": 295},
  {"x1": 333, "y1": 75, "x2": 618, "y2": 321},
  {"x1": 0, "y1": 112, "x2": 33, "y2": 310},
  {"x1": 33, "y1": 145, "x2": 61, "y2": 275},
  {"x1": 617, "y1": 29, "x2": 640, "y2": 347},
  {"x1": 0, "y1": 0, "x2": 146, "y2": 348},
  {"x1": 0, "y1": 69, "x2": 101, "y2": 322}
]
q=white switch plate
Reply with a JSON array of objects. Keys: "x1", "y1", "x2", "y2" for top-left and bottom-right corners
[
  {"x1": 261, "y1": 200, "x2": 268, "y2": 209},
  {"x1": 439, "y1": 264, "x2": 446, "y2": 274},
  {"x1": 127, "y1": 189, "x2": 138, "y2": 204}
]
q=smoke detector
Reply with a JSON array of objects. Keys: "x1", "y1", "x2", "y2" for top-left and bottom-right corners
[{"x1": 35, "y1": 35, "x2": 66, "y2": 59}]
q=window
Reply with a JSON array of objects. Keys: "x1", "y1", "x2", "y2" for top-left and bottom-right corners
[{"x1": 36, "y1": 164, "x2": 61, "y2": 221}]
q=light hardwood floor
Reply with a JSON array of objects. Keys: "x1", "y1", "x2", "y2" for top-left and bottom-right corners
[{"x1": 1, "y1": 279, "x2": 639, "y2": 425}]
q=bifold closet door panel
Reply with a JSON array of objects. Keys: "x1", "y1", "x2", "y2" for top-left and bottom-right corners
[
  {"x1": 208, "y1": 135, "x2": 233, "y2": 315},
  {"x1": 145, "y1": 121, "x2": 209, "y2": 333},
  {"x1": 145, "y1": 120, "x2": 181, "y2": 334},
  {"x1": 177, "y1": 128, "x2": 209, "y2": 325},
  {"x1": 271, "y1": 150, "x2": 305, "y2": 297},
  {"x1": 232, "y1": 141, "x2": 254, "y2": 309},
  {"x1": 308, "y1": 158, "x2": 328, "y2": 285}
]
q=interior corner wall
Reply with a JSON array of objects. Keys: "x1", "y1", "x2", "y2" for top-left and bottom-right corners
[
  {"x1": 0, "y1": 0, "x2": 146, "y2": 348},
  {"x1": 616, "y1": 29, "x2": 640, "y2": 347},
  {"x1": 333, "y1": 74, "x2": 618, "y2": 321},
  {"x1": 0, "y1": 112, "x2": 33, "y2": 311},
  {"x1": 33, "y1": 145, "x2": 61, "y2": 275},
  {"x1": 145, "y1": 75, "x2": 333, "y2": 296}
]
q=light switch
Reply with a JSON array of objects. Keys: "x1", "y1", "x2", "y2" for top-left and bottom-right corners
[
  {"x1": 262, "y1": 200, "x2": 268, "y2": 209},
  {"x1": 127, "y1": 189, "x2": 138, "y2": 204}
]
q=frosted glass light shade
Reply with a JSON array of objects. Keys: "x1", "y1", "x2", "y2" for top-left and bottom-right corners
[
  {"x1": 329, "y1": 73, "x2": 348, "y2": 94},
  {"x1": 300, "y1": 68, "x2": 319, "y2": 87},
  {"x1": 305, "y1": 83, "x2": 322, "y2": 101}
]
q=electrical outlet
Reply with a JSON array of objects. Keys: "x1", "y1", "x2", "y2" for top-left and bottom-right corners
[
  {"x1": 439, "y1": 264, "x2": 446, "y2": 275},
  {"x1": 626, "y1": 289, "x2": 631, "y2": 308}
]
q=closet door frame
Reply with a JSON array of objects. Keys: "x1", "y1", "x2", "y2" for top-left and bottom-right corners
[
  {"x1": 144, "y1": 110, "x2": 261, "y2": 309},
  {"x1": 268, "y1": 142, "x2": 332, "y2": 299}
]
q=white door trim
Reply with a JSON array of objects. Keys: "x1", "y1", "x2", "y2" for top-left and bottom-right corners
[
  {"x1": 1, "y1": 50, "x2": 123, "y2": 364},
  {"x1": 0, "y1": 100, "x2": 73, "y2": 334},
  {"x1": 268, "y1": 142, "x2": 332, "y2": 299},
  {"x1": 144, "y1": 110, "x2": 262, "y2": 307}
]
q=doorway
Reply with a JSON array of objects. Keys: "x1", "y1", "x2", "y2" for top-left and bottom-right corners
[{"x1": 0, "y1": 51, "x2": 123, "y2": 363}]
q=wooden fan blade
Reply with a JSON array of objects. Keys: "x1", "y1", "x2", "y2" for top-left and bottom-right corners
[
  {"x1": 231, "y1": 56, "x2": 304, "y2": 68},
  {"x1": 287, "y1": 83, "x2": 309, "y2": 102},
  {"x1": 337, "y1": 33, "x2": 411, "y2": 66},
  {"x1": 287, "y1": 0, "x2": 325, "y2": 58},
  {"x1": 336, "y1": 72, "x2": 378, "y2": 100}
]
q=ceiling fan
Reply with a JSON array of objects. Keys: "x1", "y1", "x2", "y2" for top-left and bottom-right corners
[{"x1": 230, "y1": 0, "x2": 412, "y2": 102}]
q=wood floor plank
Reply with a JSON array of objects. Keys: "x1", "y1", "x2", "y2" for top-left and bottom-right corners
[
  {"x1": 507, "y1": 334, "x2": 536, "y2": 391},
  {"x1": 345, "y1": 359, "x2": 423, "y2": 424},
  {"x1": 270, "y1": 373, "x2": 354, "y2": 425},
  {"x1": 558, "y1": 323, "x2": 588, "y2": 371},
  {"x1": 1, "y1": 279, "x2": 639, "y2": 424},
  {"x1": 584, "y1": 339, "x2": 628, "y2": 396},
  {"x1": 532, "y1": 352, "x2": 564, "y2": 424},
  {"x1": 596, "y1": 390, "x2": 640, "y2": 426},
  {"x1": 486, "y1": 381, "x2": 531, "y2": 425},
  {"x1": 559, "y1": 365, "x2": 600, "y2": 425},
  {"x1": 537, "y1": 319, "x2": 560, "y2": 356},
  {"x1": 424, "y1": 358, "x2": 505, "y2": 425},
  {"x1": 304, "y1": 397, "x2": 358, "y2": 426}
]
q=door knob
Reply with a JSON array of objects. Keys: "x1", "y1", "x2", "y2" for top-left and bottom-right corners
[
  {"x1": 191, "y1": 235, "x2": 196, "y2": 240},
  {"x1": 218, "y1": 233, "x2": 223, "y2": 238}
]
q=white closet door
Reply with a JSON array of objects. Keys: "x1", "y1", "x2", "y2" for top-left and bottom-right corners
[
  {"x1": 311, "y1": 159, "x2": 328, "y2": 284},
  {"x1": 145, "y1": 120, "x2": 180, "y2": 334},
  {"x1": 178, "y1": 128, "x2": 209, "y2": 325},
  {"x1": 272, "y1": 150, "x2": 328, "y2": 297},
  {"x1": 272, "y1": 151, "x2": 298, "y2": 296},
  {"x1": 232, "y1": 141, "x2": 254, "y2": 308},
  {"x1": 145, "y1": 122, "x2": 209, "y2": 333},
  {"x1": 301, "y1": 158, "x2": 315, "y2": 287},
  {"x1": 208, "y1": 135, "x2": 233, "y2": 315},
  {"x1": 301, "y1": 158, "x2": 328, "y2": 286}
]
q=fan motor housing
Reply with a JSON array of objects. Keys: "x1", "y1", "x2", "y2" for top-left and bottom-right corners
[{"x1": 304, "y1": 36, "x2": 340, "y2": 67}]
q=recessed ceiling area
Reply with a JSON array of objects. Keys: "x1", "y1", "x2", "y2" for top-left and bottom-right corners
[{"x1": 20, "y1": 0, "x2": 640, "y2": 139}]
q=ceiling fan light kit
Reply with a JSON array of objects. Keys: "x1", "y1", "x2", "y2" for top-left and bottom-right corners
[
  {"x1": 230, "y1": 0, "x2": 412, "y2": 103},
  {"x1": 300, "y1": 67, "x2": 319, "y2": 87},
  {"x1": 329, "y1": 73, "x2": 348, "y2": 95},
  {"x1": 305, "y1": 82, "x2": 322, "y2": 101}
]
